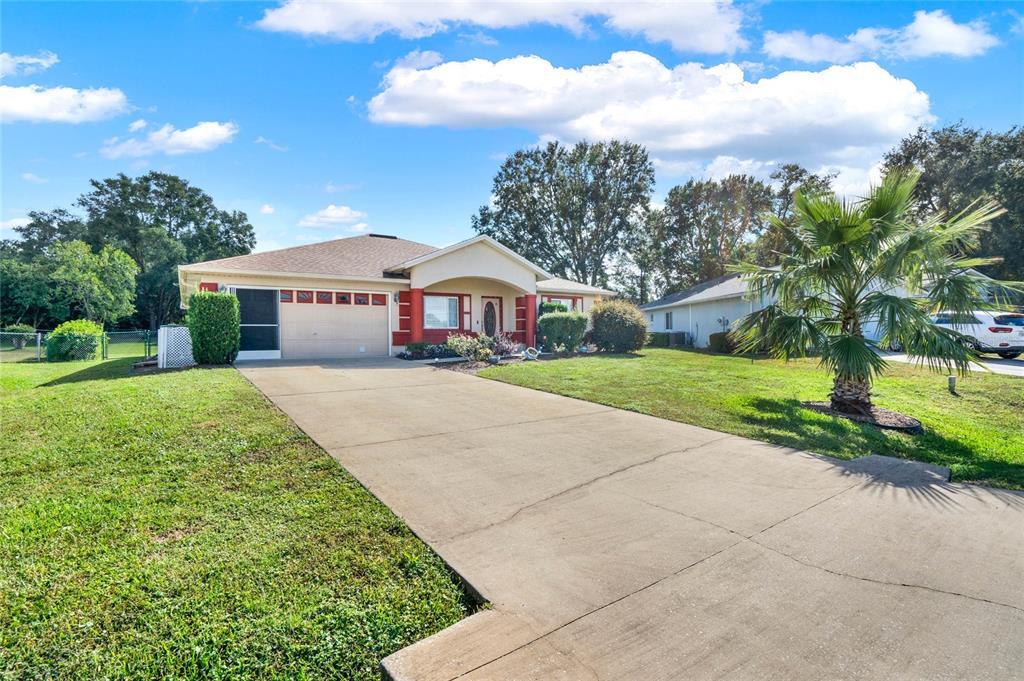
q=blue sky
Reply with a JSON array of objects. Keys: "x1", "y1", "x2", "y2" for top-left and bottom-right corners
[{"x1": 2, "y1": 1, "x2": 1022, "y2": 252}]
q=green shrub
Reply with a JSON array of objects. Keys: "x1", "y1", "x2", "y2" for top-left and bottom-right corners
[
  {"x1": 404, "y1": 342, "x2": 431, "y2": 354},
  {"x1": 187, "y1": 292, "x2": 240, "y2": 365},
  {"x1": 5, "y1": 323, "x2": 35, "y2": 349},
  {"x1": 45, "y1": 319, "x2": 104, "y2": 361},
  {"x1": 647, "y1": 331, "x2": 670, "y2": 347},
  {"x1": 445, "y1": 333, "x2": 492, "y2": 361},
  {"x1": 538, "y1": 312, "x2": 588, "y2": 352},
  {"x1": 590, "y1": 299, "x2": 647, "y2": 352},
  {"x1": 708, "y1": 331, "x2": 736, "y2": 354},
  {"x1": 539, "y1": 301, "x2": 568, "y2": 315}
]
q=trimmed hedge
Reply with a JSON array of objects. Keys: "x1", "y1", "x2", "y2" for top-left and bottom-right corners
[
  {"x1": 538, "y1": 312, "x2": 588, "y2": 352},
  {"x1": 708, "y1": 331, "x2": 736, "y2": 354},
  {"x1": 46, "y1": 319, "x2": 103, "y2": 361},
  {"x1": 187, "y1": 291, "x2": 240, "y2": 365},
  {"x1": 590, "y1": 299, "x2": 647, "y2": 353},
  {"x1": 539, "y1": 301, "x2": 569, "y2": 315}
]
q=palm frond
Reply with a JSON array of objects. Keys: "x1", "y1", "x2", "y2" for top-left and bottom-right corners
[
  {"x1": 819, "y1": 334, "x2": 887, "y2": 382},
  {"x1": 900, "y1": 324, "x2": 977, "y2": 376}
]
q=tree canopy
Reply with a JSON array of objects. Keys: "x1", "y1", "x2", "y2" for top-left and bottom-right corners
[
  {"x1": 472, "y1": 140, "x2": 654, "y2": 287},
  {"x1": 1, "y1": 172, "x2": 254, "y2": 329}
]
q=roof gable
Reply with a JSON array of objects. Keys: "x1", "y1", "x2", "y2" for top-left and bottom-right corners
[
  {"x1": 179, "y1": 234, "x2": 437, "y2": 279},
  {"x1": 641, "y1": 273, "x2": 745, "y2": 310},
  {"x1": 386, "y1": 235, "x2": 551, "y2": 279}
]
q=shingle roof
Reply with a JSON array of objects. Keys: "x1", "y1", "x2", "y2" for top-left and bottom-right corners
[
  {"x1": 537, "y1": 277, "x2": 616, "y2": 295},
  {"x1": 640, "y1": 273, "x2": 746, "y2": 310},
  {"x1": 180, "y1": 234, "x2": 438, "y2": 279}
]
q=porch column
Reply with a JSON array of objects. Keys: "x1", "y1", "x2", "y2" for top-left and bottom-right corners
[
  {"x1": 524, "y1": 293, "x2": 537, "y2": 347},
  {"x1": 410, "y1": 288, "x2": 424, "y2": 343}
]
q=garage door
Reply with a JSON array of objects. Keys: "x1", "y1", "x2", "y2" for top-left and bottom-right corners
[{"x1": 280, "y1": 291, "x2": 389, "y2": 358}]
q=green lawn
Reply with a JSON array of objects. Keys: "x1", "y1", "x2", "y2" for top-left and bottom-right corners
[
  {"x1": 481, "y1": 348, "x2": 1024, "y2": 489},
  {"x1": 0, "y1": 359, "x2": 470, "y2": 679}
]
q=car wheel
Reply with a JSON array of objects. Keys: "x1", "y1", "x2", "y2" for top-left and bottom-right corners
[{"x1": 997, "y1": 351, "x2": 1021, "y2": 360}]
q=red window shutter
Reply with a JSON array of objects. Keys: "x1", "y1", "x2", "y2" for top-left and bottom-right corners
[{"x1": 199, "y1": 282, "x2": 218, "y2": 292}]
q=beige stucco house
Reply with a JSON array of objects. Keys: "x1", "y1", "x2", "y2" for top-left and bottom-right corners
[{"x1": 178, "y1": 233, "x2": 613, "y2": 360}]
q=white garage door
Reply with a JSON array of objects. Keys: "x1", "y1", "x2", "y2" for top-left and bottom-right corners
[{"x1": 281, "y1": 292, "x2": 389, "y2": 358}]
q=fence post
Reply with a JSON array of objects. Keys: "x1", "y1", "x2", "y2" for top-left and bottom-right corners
[{"x1": 36, "y1": 332, "x2": 42, "y2": 362}]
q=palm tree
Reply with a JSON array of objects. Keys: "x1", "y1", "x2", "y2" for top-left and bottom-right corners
[{"x1": 730, "y1": 170, "x2": 1016, "y2": 416}]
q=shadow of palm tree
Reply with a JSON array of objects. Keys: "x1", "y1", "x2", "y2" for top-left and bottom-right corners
[{"x1": 740, "y1": 396, "x2": 1024, "y2": 493}]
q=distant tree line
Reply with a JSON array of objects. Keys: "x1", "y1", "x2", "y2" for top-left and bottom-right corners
[
  {"x1": 1, "y1": 172, "x2": 254, "y2": 329},
  {"x1": 475, "y1": 125, "x2": 1024, "y2": 303}
]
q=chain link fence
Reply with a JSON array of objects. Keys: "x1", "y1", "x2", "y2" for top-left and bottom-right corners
[{"x1": 0, "y1": 329, "x2": 156, "y2": 363}]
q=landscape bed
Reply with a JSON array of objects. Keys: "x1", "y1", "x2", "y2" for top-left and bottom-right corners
[
  {"x1": 480, "y1": 348, "x2": 1024, "y2": 489},
  {"x1": 0, "y1": 358, "x2": 471, "y2": 679}
]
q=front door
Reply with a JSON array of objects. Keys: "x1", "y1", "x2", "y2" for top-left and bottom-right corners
[{"x1": 482, "y1": 297, "x2": 501, "y2": 336}]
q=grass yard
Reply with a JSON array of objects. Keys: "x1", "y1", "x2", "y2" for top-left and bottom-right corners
[
  {"x1": 481, "y1": 348, "x2": 1024, "y2": 489},
  {"x1": 0, "y1": 359, "x2": 471, "y2": 679}
]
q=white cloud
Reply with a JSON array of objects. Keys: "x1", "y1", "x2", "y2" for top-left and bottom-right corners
[
  {"x1": 0, "y1": 84, "x2": 129, "y2": 123},
  {"x1": 256, "y1": 0, "x2": 747, "y2": 54},
  {"x1": 254, "y1": 135, "x2": 289, "y2": 151},
  {"x1": 100, "y1": 121, "x2": 238, "y2": 158},
  {"x1": 369, "y1": 50, "x2": 932, "y2": 192},
  {"x1": 260, "y1": 203, "x2": 275, "y2": 214},
  {"x1": 458, "y1": 31, "x2": 499, "y2": 46},
  {"x1": 298, "y1": 204, "x2": 367, "y2": 228},
  {"x1": 0, "y1": 50, "x2": 59, "y2": 79},
  {"x1": 395, "y1": 49, "x2": 443, "y2": 70},
  {"x1": 21, "y1": 172, "x2": 48, "y2": 184},
  {"x1": 128, "y1": 118, "x2": 147, "y2": 132},
  {"x1": 348, "y1": 222, "x2": 370, "y2": 233},
  {"x1": 764, "y1": 10, "x2": 999, "y2": 64},
  {"x1": 1, "y1": 217, "x2": 30, "y2": 231}
]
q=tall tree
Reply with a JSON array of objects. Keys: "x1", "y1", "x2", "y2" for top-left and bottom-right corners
[
  {"x1": 742, "y1": 164, "x2": 836, "y2": 266},
  {"x1": 472, "y1": 140, "x2": 654, "y2": 286},
  {"x1": 614, "y1": 208, "x2": 664, "y2": 304},
  {"x1": 882, "y1": 124, "x2": 1024, "y2": 282},
  {"x1": 7, "y1": 172, "x2": 255, "y2": 330},
  {"x1": 731, "y1": 170, "x2": 1016, "y2": 415},
  {"x1": 50, "y1": 241, "x2": 138, "y2": 325},
  {"x1": 659, "y1": 175, "x2": 773, "y2": 291}
]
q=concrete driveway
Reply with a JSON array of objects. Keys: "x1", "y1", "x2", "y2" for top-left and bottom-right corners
[
  {"x1": 879, "y1": 349, "x2": 1024, "y2": 377},
  {"x1": 239, "y1": 359, "x2": 1024, "y2": 680}
]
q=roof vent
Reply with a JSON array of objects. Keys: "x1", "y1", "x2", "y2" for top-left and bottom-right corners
[{"x1": 368, "y1": 233, "x2": 397, "y2": 239}]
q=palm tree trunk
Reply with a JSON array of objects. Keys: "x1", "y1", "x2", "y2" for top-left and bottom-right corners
[{"x1": 830, "y1": 374, "x2": 872, "y2": 414}]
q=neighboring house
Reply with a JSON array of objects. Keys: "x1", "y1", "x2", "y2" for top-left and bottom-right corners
[
  {"x1": 642, "y1": 268, "x2": 1004, "y2": 349},
  {"x1": 178, "y1": 233, "x2": 613, "y2": 360}
]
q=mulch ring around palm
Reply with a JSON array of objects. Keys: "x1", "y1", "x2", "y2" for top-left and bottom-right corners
[{"x1": 803, "y1": 402, "x2": 924, "y2": 434}]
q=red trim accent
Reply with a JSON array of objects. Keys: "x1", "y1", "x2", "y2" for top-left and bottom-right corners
[
  {"x1": 296, "y1": 290, "x2": 313, "y2": 304},
  {"x1": 524, "y1": 294, "x2": 538, "y2": 347},
  {"x1": 199, "y1": 282, "x2": 218, "y2": 292},
  {"x1": 392, "y1": 330, "x2": 412, "y2": 345},
  {"x1": 279, "y1": 290, "x2": 293, "y2": 303},
  {"x1": 316, "y1": 291, "x2": 333, "y2": 304},
  {"x1": 336, "y1": 292, "x2": 352, "y2": 304},
  {"x1": 371, "y1": 293, "x2": 387, "y2": 306},
  {"x1": 542, "y1": 294, "x2": 583, "y2": 311},
  {"x1": 354, "y1": 293, "x2": 370, "y2": 305},
  {"x1": 410, "y1": 289, "x2": 424, "y2": 343}
]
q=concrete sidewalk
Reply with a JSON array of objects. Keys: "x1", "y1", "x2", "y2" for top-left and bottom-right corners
[{"x1": 239, "y1": 359, "x2": 1024, "y2": 680}]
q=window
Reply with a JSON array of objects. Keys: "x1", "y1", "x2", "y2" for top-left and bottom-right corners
[
  {"x1": 994, "y1": 314, "x2": 1024, "y2": 327},
  {"x1": 296, "y1": 290, "x2": 313, "y2": 304},
  {"x1": 425, "y1": 295, "x2": 460, "y2": 329},
  {"x1": 665, "y1": 311, "x2": 673, "y2": 330},
  {"x1": 336, "y1": 292, "x2": 351, "y2": 304},
  {"x1": 546, "y1": 297, "x2": 576, "y2": 311},
  {"x1": 933, "y1": 313, "x2": 980, "y2": 325},
  {"x1": 649, "y1": 314, "x2": 654, "y2": 322},
  {"x1": 354, "y1": 293, "x2": 370, "y2": 305},
  {"x1": 316, "y1": 291, "x2": 333, "y2": 304},
  {"x1": 199, "y1": 282, "x2": 219, "y2": 292},
  {"x1": 279, "y1": 290, "x2": 293, "y2": 303},
  {"x1": 371, "y1": 293, "x2": 387, "y2": 306}
]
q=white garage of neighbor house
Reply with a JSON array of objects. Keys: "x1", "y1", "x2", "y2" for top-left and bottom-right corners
[
  {"x1": 642, "y1": 268, "x2": 1003, "y2": 349},
  {"x1": 177, "y1": 233, "x2": 613, "y2": 360}
]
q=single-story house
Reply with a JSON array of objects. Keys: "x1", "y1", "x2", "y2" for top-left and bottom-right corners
[
  {"x1": 642, "y1": 268, "x2": 1004, "y2": 349},
  {"x1": 178, "y1": 233, "x2": 613, "y2": 360}
]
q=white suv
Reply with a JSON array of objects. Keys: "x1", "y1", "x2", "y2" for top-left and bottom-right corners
[{"x1": 931, "y1": 311, "x2": 1024, "y2": 360}]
